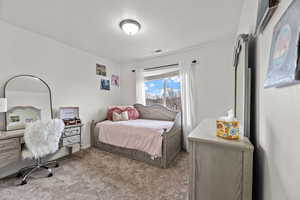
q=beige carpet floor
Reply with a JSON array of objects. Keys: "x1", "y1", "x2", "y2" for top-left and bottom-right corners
[{"x1": 0, "y1": 148, "x2": 189, "y2": 200}]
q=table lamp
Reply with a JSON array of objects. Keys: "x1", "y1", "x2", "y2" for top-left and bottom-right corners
[{"x1": 0, "y1": 98, "x2": 7, "y2": 112}]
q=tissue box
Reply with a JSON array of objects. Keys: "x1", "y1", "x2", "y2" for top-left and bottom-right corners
[{"x1": 216, "y1": 120, "x2": 240, "y2": 140}]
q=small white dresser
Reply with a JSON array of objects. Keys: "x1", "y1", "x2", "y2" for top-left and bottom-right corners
[
  {"x1": 61, "y1": 124, "x2": 83, "y2": 150},
  {"x1": 188, "y1": 119, "x2": 254, "y2": 200}
]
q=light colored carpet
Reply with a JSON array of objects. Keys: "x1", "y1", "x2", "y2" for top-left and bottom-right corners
[{"x1": 0, "y1": 148, "x2": 189, "y2": 200}]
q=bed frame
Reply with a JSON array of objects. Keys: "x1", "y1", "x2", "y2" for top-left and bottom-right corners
[{"x1": 90, "y1": 104, "x2": 182, "y2": 168}]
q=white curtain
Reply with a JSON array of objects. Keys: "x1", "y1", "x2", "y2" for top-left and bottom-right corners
[
  {"x1": 180, "y1": 62, "x2": 197, "y2": 150},
  {"x1": 135, "y1": 68, "x2": 146, "y2": 105}
]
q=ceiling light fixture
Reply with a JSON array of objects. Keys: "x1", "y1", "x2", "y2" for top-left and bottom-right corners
[{"x1": 119, "y1": 19, "x2": 141, "y2": 36}]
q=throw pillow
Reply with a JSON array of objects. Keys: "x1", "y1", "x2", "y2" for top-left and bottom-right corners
[{"x1": 112, "y1": 111, "x2": 129, "y2": 121}]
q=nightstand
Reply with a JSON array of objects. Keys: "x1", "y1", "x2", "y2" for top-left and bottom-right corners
[{"x1": 61, "y1": 124, "x2": 83, "y2": 153}]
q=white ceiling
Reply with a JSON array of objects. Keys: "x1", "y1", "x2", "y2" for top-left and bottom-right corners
[{"x1": 0, "y1": 0, "x2": 244, "y2": 63}]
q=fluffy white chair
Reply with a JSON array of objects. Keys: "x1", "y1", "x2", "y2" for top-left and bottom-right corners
[{"x1": 18, "y1": 119, "x2": 65, "y2": 185}]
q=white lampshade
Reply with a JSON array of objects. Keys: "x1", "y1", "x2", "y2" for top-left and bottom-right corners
[{"x1": 0, "y1": 98, "x2": 7, "y2": 112}]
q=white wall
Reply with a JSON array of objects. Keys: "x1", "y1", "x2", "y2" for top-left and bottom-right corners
[
  {"x1": 0, "y1": 20, "x2": 121, "y2": 148},
  {"x1": 238, "y1": 0, "x2": 300, "y2": 199},
  {"x1": 120, "y1": 39, "x2": 235, "y2": 125}
]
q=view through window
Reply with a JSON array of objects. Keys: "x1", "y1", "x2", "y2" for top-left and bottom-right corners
[{"x1": 144, "y1": 75, "x2": 181, "y2": 111}]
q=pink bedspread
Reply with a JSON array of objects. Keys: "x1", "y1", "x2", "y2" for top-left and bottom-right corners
[{"x1": 96, "y1": 119, "x2": 174, "y2": 157}]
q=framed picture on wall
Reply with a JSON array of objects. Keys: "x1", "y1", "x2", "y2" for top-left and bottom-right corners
[
  {"x1": 111, "y1": 74, "x2": 119, "y2": 87},
  {"x1": 264, "y1": 0, "x2": 300, "y2": 88},
  {"x1": 96, "y1": 64, "x2": 107, "y2": 76},
  {"x1": 100, "y1": 79, "x2": 110, "y2": 90}
]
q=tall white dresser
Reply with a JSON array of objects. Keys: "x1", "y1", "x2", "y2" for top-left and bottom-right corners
[{"x1": 188, "y1": 119, "x2": 254, "y2": 200}]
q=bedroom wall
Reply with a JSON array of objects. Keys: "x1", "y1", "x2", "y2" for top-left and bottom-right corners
[
  {"x1": 238, "y1": 0, "x2": 300, "y2": 199},
  {"x1": 0, "y1": 20, "x2": 121, "y2": 148},
  {"x1": 120, "y1": 38, "x2": 235, "y2": 126}
]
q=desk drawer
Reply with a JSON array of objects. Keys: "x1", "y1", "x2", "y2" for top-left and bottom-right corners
[
  {"x1": 0, "y1": 138, "x2": 19, "y2": 153},
  {"x1": 0, "y1": 149, "x2": 20, "y2": 168},
  {"x1": 63, "y1": 127, "x2": 81, "y2": 137},
  {"x1": 63, "y1": 135, "x2": 80, "y2": 146}
]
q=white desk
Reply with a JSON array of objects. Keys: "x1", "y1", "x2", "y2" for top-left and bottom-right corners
[
  {"x1": 0, "y1": 124, "x2": 83, "y2": 179},
  {"x1": 0, "y1": 130, "x2": 23, "y2": 169},
  {"x1": 0, "y1": 129, "x2": 24, "y2": 140}
]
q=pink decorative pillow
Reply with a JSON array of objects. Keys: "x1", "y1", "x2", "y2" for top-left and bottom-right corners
[
  {"x1": 124, "y1": 107, "x2": 140, "y2": 120},
  {"x1": 107, "y1": 106, "x2": 140, "y2": 120}
]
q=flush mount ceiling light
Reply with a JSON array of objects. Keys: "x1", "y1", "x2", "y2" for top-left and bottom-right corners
[{"x1": 119, "y1": 19, "x2": 141, "y2": 36}]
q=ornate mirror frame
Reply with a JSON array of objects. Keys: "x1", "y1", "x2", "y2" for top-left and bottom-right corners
[{"x1": 3, "y1": 75, "x2": 53, "y2": 131}]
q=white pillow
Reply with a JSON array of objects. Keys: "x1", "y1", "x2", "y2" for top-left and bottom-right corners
[
  {"x1": 112, "y1": 111, "x2": 129, "y2": 121},
  {"x1": 112, "y1": 112, "x2": 122, "y2": 121},
  {"x1": 121, "y1": 111, "x2": 129, "y2": 121}
]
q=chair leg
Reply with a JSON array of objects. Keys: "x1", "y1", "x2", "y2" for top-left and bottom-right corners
[
  {"x1": 16, "y1": 165, "x2": 36, "y2": 178},
  {"x1": 20, "y1": 166, "x2": 39, "y2": 185},
  {"x1": 18, "y1": 160, "x2": 59, "y2": 185},
  {"x1": 43, "y1": 160, "x2": 59, "y2": 168}
]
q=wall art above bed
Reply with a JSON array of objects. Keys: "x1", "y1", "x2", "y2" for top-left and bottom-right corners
[
  {"x1": 264, "y1": 0, "x2": 300, "y2": 88},
  {"x1": 96, "y1": 64, "x2": 107, "y2": 76},
  {"x1": 100, "y1": 79, "x2": 110, "y2": 90},
  {"x1": 111, "y1": 74, "x2": 119, "y2": 87}
]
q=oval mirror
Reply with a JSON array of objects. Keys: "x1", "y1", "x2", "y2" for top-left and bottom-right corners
[{"x1": 4, "y1": 75, "x2": 53, "y2": 131}]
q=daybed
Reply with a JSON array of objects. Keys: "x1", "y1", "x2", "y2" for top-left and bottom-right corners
[{"x1": 90, "y1": 104, "x2": 182, "y2": 168}]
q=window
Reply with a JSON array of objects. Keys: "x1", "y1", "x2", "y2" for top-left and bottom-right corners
[{"x1": 144, "y1": 73, "x2": 181, "y2": 111}]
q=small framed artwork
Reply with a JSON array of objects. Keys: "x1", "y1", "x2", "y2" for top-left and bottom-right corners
[
  {"x1": 111, "y1": 74, "x2": 119, "y2": 87},
  {"x1": 101, "y1": 79, "x2": 110, "y2": 90},
  {"x1": 96, "y1": 64, "x2": 107, "y2": 76},
  {"x1": 264, "y1": 0, "x2": 300, "y2": 88}
]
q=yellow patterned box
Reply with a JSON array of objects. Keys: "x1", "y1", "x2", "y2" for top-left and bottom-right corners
[{"x1": 216, "y1": 120, "x2": 240, "y2": 140}]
